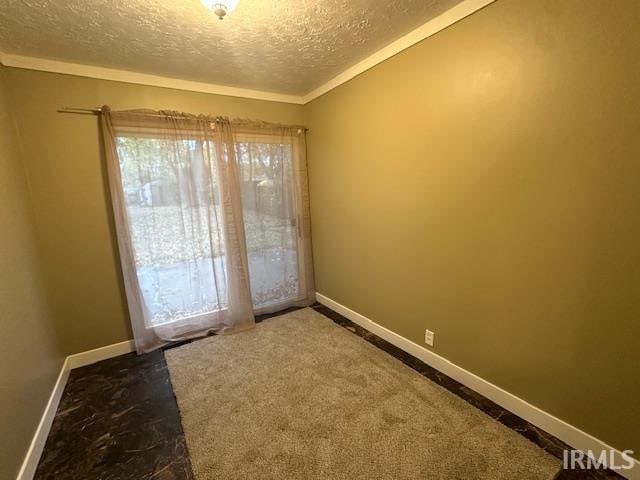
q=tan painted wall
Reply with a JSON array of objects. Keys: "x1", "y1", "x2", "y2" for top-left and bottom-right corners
[
  {"x1": 3, "y1": 68, "x2": 306, "y2": 356},
  {"x1": 306, "y1": 0, "x2": 639, "y2": 455},
  {"x1": 3, "y1": 0, "x2": 638, "y2": 464},
  {"x1": 0, "y1": 66, "x2": 62, "y2": 479}
]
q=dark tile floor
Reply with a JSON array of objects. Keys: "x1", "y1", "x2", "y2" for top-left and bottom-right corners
[
  {"x1": 34, "y1": 304, "x2": 624, "y2": 480},
  {"x1": 34, "y1": 349, "x2": 193, "y2": 480}
]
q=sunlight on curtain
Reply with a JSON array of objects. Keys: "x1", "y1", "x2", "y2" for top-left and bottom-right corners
[
  {"x1": 116, "y1": 136, "x2": 229, "y2": 324},
  {"x1": 233, "y1": 123, "x2": 315, "y2": 315},
  {"x1": 101, "y1": 109, "x2": 314, "y2": 353},
  {"x1": 236, "y1": 135, "x2": 297, "y2": 312},
  {"x1": 101, "y1": 109, "x2": 254, "y2": 352}
]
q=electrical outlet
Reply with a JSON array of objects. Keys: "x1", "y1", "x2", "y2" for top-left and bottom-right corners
[{"x1": 424, "y1": 329, "x2": 434, "y2": 347}]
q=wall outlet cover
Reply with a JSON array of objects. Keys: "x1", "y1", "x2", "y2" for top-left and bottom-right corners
[{"x1": 424, "y1": 329, "x2": 434, "y2": 347}]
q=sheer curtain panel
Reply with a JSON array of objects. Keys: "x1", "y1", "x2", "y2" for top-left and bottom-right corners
[
  {"x1": 233, "y1": 122, "x2": 315, "y2": 314},
  {"x1": 101, "y1": 107, "x2": 255, "y2": 353},
  {"x1": 101, "y1": 107, "x2": 314, "y2": 353}
]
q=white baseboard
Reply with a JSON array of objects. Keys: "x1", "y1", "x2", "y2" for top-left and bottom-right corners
[
  {"x1": 315, "y1": 293, "x2": 639, "y2": 480},
  {"x1": 15, "y1": 358, "x2": 69, "y2": 480},
  {"x1": 16, "y1": 339, "x2": 135, "y2": 480},
  {"x1": 66, "y1": 340, "x2": 135, "y2": 370}
]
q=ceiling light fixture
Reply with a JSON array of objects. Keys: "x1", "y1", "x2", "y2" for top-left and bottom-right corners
[{"x1": 202, "y1": 0, "x2": 240, "y2": 20}]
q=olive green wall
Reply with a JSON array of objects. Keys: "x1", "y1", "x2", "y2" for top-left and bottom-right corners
[
  {"x1": 3, "y1": 68, "x2": 305, "y2": 357},
  {"x1": 306, "y1": 0, "x2": 639, "y2": 455},
  {"x1": 0, "y1": 66, "x2": 63, "y2": 479},
  {"x1": 3, "y1": 0, "x2": 638, "y2": 466}
]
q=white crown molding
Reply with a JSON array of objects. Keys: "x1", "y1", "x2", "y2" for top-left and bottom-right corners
[
  {"x1": 315, "y1": 293, "x2": 640, "y2": 480},
  {"x1": 1, "y1": 0, "x2": 494, "y2": 106},
  {"x1": 0, "y1": 52, "x2": 305, "y2": 105},
  {"x1": 302, "y1": 0, "x2": 497, "y2": 103}
]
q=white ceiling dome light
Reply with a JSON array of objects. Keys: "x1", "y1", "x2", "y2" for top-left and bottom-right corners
[{"x1": 202, "y1": 0, "x2": 240, "y2": 20}]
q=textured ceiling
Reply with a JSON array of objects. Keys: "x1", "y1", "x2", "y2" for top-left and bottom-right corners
[{"x1": 0, "y1": 0, "x2": 463, "y2": 95}]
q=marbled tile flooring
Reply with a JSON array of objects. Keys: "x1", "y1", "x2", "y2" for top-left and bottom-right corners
[
  {"x1": 34, "y1": 349, "x2": 193, "y2": 480},
  {"x1": 34, "y1": 304, "x2": 624, "y2": 480}
]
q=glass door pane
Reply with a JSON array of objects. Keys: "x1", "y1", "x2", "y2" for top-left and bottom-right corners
[
  {"x1": 116, "y1": 137, "x2": 228, "y2": 326},
  {"x1": 237, "y1": 140, "x2": 300, "y2": 309}
]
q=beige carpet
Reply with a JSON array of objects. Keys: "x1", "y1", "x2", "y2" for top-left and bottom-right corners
[{"x1": 165, "y1": 308, "x2": 560, "y2": 479}]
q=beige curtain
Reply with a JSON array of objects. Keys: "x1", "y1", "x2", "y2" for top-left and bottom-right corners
[
  {"x1": 232, "y1": 121, "x2": 315, "y2": 314},
  {"x1": 101, "y1": 107, "x2": 313, "y2": 353}
]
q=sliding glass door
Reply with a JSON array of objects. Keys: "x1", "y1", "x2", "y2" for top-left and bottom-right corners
[
  {"x1": 237, "y1": 136, "x2": 303, "y2": 312},
  {"x1": 116, "y1": 137, "x2": 230, "y2": 328},
  {"x1": 115, "y1": 134, "x2": 306, "y2": 324},
  {"x1": 103, "y1": 109, "x2": 314, "y2": 353}
]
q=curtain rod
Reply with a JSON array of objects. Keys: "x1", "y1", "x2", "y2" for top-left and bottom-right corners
[
  {"x1": 59, "y1": 107, "x2": 183, "y2": 119},
  {"x1": 58, "y1": 107, "x2": 102, "y2": 115},
  {"x1": 58, "y1": 107, "x2": 199, "y2": 121},
  {"x1": 57, "y1": 107, "x2": 309, "y2": 131}
]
